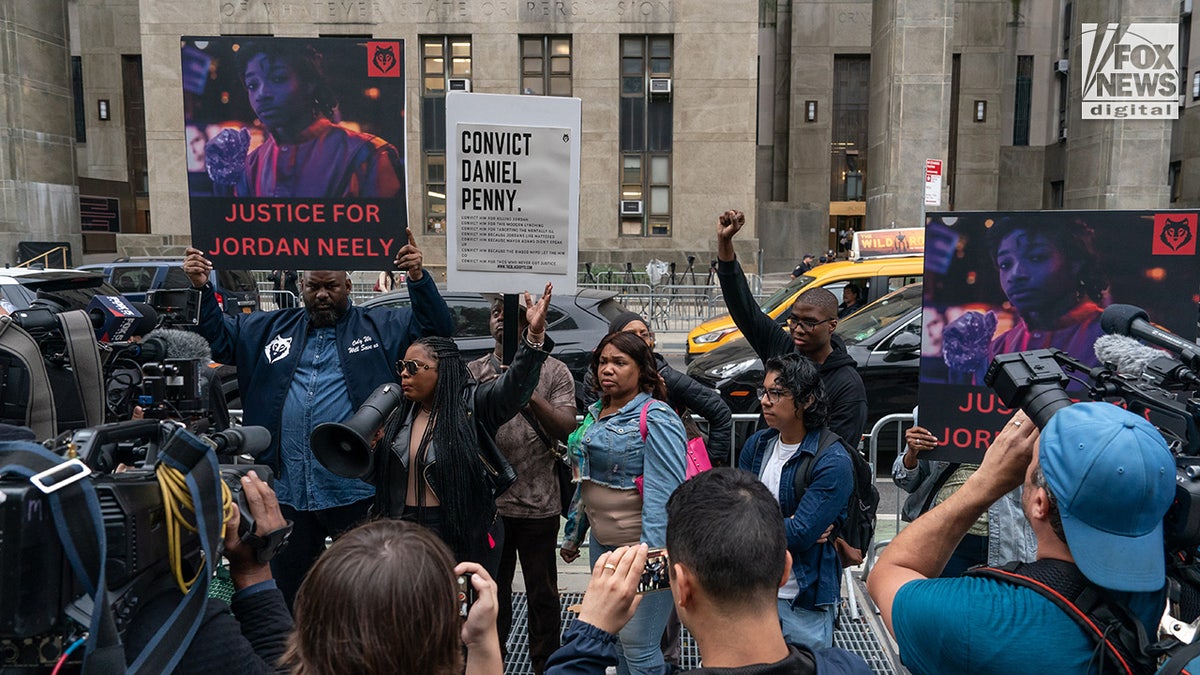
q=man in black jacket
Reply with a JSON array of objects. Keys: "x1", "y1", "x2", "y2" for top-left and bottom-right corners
[{"x1": 714, "y1": 209, "x2": 868, "y2": 447}]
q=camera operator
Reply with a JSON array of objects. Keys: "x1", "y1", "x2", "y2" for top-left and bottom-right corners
[
  {"x1": 122, "y1": 471, "x2": 293, "y2": 673},
  {"x1": 867, "y1": 404, "x2": 1175, "y2": 674}
]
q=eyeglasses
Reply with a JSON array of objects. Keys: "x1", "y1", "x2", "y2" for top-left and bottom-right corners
[
  {"x1": 756, "y1": 387, "x2": 793, "y2": 404},
  {"x1": 396, "y1": 359, "x2": 435, "y2": 376},
  {"x1": 785, "y1": 316, "x2": 833, "y2": 333}
]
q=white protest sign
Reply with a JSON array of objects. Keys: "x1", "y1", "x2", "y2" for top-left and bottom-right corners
[{"x1": 446, "y1": 92, "x2": 581, "y2": 295}]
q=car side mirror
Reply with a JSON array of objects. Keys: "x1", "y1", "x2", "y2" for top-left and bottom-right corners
[{"x1": 887, "y1": 331, "x2": 921, "y2": 354}]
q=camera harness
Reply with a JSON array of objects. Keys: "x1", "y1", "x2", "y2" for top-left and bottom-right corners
[{"x1": 0, "y1": 428, "x2": 227, "y2": 674}]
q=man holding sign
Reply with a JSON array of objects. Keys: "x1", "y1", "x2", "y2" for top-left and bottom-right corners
[{"x1": 183, "y1": 229, "x2": 453, "y2": 606}]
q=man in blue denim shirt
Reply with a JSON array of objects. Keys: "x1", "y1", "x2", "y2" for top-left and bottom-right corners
[
  {"x1": 737, "y1": 354, "x2": 852, "y2": 650},
  {"x1": 184, "y1": 231, "x2": 453, "y2": 606}
]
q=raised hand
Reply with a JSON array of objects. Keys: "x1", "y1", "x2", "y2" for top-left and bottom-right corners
[
  {"x1": 394, "y1": 227, "x2": 424, "y2": 282},
  {"x1": 716, "y1": 209, "x2": 746, "y2": 241},
  {"x1": 523, "y1": 283, "x2": 553, "y2": 339},
  {"x1": 183, "y1": 247, "x2": 213, "y2": 288}
]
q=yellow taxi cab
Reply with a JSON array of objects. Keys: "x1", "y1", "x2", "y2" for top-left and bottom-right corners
[{"x1": 686, "y1": 254, "x2": 924, "y2": 363}]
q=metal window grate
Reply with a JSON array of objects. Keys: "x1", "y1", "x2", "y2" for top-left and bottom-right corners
[{"x1": 503, "y1": 593, "x2": 896, "y2": 674}]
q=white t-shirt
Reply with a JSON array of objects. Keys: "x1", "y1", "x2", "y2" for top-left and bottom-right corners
[{"x1": 759, "y1": 436, "x2": 804, "y2": 600}]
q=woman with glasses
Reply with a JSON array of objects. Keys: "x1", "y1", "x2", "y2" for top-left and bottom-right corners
[
  {"x1": 365, "y1": 285, "x2": 553, "y2": 575},
  {"x1": 560, "y1": 331, "x2": 686, "y2": 675},
  {"x1": 736, "y1": 353, "x2": 854, "y2": 650}
]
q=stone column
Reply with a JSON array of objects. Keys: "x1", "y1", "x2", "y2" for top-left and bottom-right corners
[
  {"x1": 1065, "y1": 1, "x2": 1174, "y2": 209},
  {"x1": 0, "y1": 0, "x2": 81, "y2": 265},
  {"x1": 866, "y1": 0, "x2": 953, "y2": 229}
]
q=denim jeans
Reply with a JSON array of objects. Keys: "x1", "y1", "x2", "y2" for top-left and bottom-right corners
[
  {"x1": 777, "y1": 599, "x2": 835, "y2": 650},
  {"x1": 589, "y1": 534, "x2": 675, "y2": 675}
]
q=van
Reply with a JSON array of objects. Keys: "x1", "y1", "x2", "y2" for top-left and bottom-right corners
[
  {"x1": 686, "y1": 255, "x2": 924, "y2": 362},
  {"x1": 78, "y1": 258, "x2": 260, "y2": 317}
]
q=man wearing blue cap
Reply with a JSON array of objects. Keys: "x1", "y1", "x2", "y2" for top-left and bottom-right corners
[{"x1": 867, "y1": 403, "x2": 1176, "y2": 674}]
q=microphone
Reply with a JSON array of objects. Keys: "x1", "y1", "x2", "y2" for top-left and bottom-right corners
[
  {"x1": 1094, "y1": 334, "x2": 1200, "y2": 388},
  {"x1": 1101, "y1": 304, "x2": 1200, "y2": 371},
  {"x1": 207, "y1": 425, "x2": 271, "y2": 457},
  {"x1": 85, "y1": 296, "x2": 160, "y2": 342},
  {"x1": 131, "y1": 328, "x2": 213, "y2": 362}
]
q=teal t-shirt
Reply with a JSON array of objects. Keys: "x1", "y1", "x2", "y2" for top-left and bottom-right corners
[{"x1": 894, "y1": 576, "x2": 1163, "y2": 675}]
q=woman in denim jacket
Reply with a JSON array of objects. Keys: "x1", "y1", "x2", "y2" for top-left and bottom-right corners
[{"x1": 560, "y1": 331, "x2": 686, "y2": 675}]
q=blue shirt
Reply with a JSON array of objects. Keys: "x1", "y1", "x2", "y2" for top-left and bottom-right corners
[
  {"x1": 276, "y1": 326, "x2": 373, "y2": 510},
  {"x1": 894, "y1": 576, "x2": 1163, "y2": 675}
]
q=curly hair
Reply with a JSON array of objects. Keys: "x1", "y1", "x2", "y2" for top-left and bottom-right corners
[
  {"x1": 381, "y1": 336, "x2": 492, "y2": 560},
  {"x1": 763, "y1": 353, "x2": 828, "y2": 429},
  {"x1": 589, "y1": 331, "x2": 667, "y2": 403},
  {"x1": 987, "y1": 214, "x2": 1108, "y2": 303},
  {"x1": 237, "y1": 40, "x2": 339, "y2": 120},
  {"x1": 284, "y1": 520, "x2": 462, "y2": 675}
]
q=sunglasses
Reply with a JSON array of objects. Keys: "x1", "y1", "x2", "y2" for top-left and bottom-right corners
[{"x1": 396, "y1": 359, "x2": 435, "y2": 376}]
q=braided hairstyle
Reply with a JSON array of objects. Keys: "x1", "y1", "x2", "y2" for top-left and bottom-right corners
[{"x1": 382, "y1": 336, "x2": 492, "y2": 560}]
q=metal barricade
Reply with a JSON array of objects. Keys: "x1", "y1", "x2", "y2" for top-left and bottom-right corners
[
  {"x1": 257, "y1": 289, "x2": 297, "y2": 311},
  {"x1": 863, "y1": 412, "x2": 914, "y2": 577}
]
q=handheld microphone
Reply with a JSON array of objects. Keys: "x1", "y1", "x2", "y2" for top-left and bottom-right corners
[
  {"x1": 1101, "y1": 304, "x2": 1200, "y2": 371},
  {"x1": 1094, "y1": 334, "x2": 1200, "y2": 388},
  {"x1": 85, "y1": 296, "x2": 160, "y2": 342}
]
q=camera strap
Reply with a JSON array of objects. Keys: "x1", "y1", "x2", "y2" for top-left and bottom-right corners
[
  {"x1": 0, "y1": 441, "x2": 124, "y2": 674},
  {"x1": 56, "y1": 310, "x2": 105, "y2": 429},
  {"x1": 0, "y1": 317, "x2": 57, "y2": 439}
]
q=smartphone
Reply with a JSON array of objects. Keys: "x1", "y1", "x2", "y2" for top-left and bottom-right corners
[
  {"x1": 456, "y1": 573, "x2": 476, "y2": 618},
  {"x1": 637, "y1": 548, "x2": 671, "y2": 593}
]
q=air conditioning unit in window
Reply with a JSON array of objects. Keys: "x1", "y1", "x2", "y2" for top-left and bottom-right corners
[
  {"x1": 1054, "y1": 59, "x2": 1069, "y2": 75},
  {"x1": 620, "y1": 200, "x2": 644, "y2": 216},
  {"x1": 649, "y1": 78, "x2": 672, "y2": 95},
  {"x1": 1059, "y1": 127, "x2": 1068, "y2": 142},
  {"x1": 448, "y1": 78, "x2": 472, "y2": 92}
]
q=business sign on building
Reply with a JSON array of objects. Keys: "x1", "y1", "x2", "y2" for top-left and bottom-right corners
[{"x1": 1081, "y1": 22, "x2": 1179, "y2": 120}]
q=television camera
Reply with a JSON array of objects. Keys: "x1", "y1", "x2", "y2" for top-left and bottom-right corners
[
  {"x1": 0, "y1": 418, "x2": 283, "y2": 671},
  {"x1": 983, "y1": 304, "x2": 1200, "y2": 630}
]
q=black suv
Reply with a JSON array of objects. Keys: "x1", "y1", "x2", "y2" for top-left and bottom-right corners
[{"x1": 78, "y1": 258, "x2": 260, "y2": 317}]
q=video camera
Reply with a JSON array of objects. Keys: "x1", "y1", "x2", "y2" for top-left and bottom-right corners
[{"x1": 0, "y1": 419, "x2": 279, "y2": 670}]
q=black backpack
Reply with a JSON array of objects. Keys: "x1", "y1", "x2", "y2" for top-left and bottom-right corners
[{"x1": 793, "y1": 428, "x2": 879, "y2": 567}]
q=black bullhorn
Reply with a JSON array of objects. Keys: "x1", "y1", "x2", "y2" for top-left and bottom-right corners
[{"x1": 310, "y1": 383, "x2": 403, "y2": 479}]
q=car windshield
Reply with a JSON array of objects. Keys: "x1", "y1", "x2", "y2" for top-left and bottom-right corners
[
  {"x1": 758, "y1": 276, "x2": 812, "y2": 313},
  {"x1": 837, "y1": 285, "x2": 923, "y2": 345}
]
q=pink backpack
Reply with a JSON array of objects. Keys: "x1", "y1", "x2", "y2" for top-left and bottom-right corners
[{"x1": 633, "y1": 400, "x2": 712, "y2": 495}]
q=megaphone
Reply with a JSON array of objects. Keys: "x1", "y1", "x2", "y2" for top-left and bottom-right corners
[{"x1": 310, "y1": 383, "x2": 404, "y2": 479}]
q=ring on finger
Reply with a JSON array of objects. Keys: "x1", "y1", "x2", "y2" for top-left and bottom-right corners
[{"x1": 603, "y1": 563, "x2": 617, "y2": 571}]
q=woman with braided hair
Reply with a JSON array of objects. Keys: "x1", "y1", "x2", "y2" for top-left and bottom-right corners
[{"x1": 370, "y1": 285, "x2": 553, "y2": 573}]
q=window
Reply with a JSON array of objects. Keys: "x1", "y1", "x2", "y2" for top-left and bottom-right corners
[
  {"x1": 1050, "y1": 180, "x2": 1064, "y2": 209},
  {"x1": 1013, "y1": 56, "x2": 1033, "y2": 146},
  {"x1": 1170, "y1": 161, "x2": 1182, "y2": 203},
  {"x1": 72, "y1": 56, "x2": 86, "y2": 143},
  {"x1": 830, "y1": 56, "x2": 870, "y2": 202},
  {"x1": 421, "y1": 36, "x2": 472, "y2": 234},
  {"x1": 520, "y1": 36, "x2": 572, "y2": 96},
  {"x1": 619, "y1": 35, "x2": 673, "y2": 237}
]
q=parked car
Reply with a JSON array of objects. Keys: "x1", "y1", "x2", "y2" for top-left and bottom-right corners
[
  {"x1": 686, "y1": 255, "x2": 924, "y2": 363},
  {"x1": 78, "y1": 258, "x2": 259, "y2": 317},
  {"x1": 361, "y1": 288, "x2": 631, "y2": 408},
  {"x1": 687, "y1": 283, "x2": 923, "y2": 464},
  {"x1": 0, "y1": 268, "x2": 126, "y2": 312}
]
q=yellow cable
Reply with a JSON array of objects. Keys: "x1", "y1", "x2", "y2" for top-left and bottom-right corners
[{"x1": 155, "y1": 464, "x2": 233, "y2": 594}]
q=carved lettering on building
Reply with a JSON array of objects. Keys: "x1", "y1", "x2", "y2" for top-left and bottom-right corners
[{"x1": 837, "y1": 11, "x2": 868, "y2": 23}]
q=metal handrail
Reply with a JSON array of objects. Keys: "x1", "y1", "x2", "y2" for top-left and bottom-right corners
[
  {"x1": 16, "y1": 246, "x2": 70, "y2": 269},
  {"x1": 863, "y1": 412, "x2": 915, "y2": 577}
]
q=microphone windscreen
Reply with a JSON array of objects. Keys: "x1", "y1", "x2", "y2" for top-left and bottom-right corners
[
  {"x1": 1100, "y1": 304, "x2": 1150, "y2": 336},
  {"x1": 1093, "y1": 334, "x2": 1158, "y2": 376},
  {"x1": 144, "y1": 328, "x2": 212, "y2": 360}
]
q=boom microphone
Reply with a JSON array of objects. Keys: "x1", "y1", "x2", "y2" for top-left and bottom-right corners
[
  {"x1": 1101, "y1": 304, "x2": 1200, "y2": 371},
  {"x1": 85, "y1": 296, "x2": 160, "y2": 342},
  {"x1": 1094, "y1": 334, "x2": 1200, "y2": 389},
  {"x1": 129, "y1": 328, "x2": 213, "y2": 362}
]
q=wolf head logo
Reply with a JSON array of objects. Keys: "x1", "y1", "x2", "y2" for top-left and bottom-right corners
[
  {"x1": 1161, "y1": 217, "x2": 1194, "y2": 251},
  {"x1": 265, "y1": 335, "x2": 293, "y2": 364},
  {"x1": 372, "y1": 45, "x2": 396, "y2": 74}
]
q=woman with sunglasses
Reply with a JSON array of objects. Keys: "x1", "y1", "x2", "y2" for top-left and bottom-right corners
[
  {"x1": 368, "y1": 284, "x2": 553, "y2": 575},
  {"x1": 736, "y1": 353, "x2": 853, "y2": 651},
  {"x1": 560, "y1": 330, "x2": 686, "y2": 675}
]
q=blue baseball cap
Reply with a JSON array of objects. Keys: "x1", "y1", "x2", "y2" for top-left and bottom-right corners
[{"x1": 1039, "y1": 403, "x2": 1175, "y2": 592}]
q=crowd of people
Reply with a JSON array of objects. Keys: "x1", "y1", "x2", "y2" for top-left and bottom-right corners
[{"x1": 5, "y1": 207, "x2": 1192, "y2": 675}]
